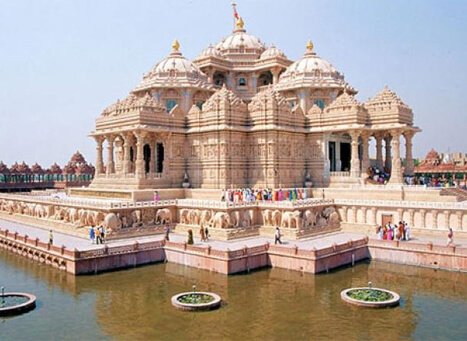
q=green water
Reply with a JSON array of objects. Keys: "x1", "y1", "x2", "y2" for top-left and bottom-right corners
[{"x1": 1, "y1": 248, "x2": 466, "y2": 340}]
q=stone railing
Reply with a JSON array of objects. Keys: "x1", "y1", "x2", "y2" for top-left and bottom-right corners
[
  {"x1": 335, "y1": 198, "x2": 467, "y2": 210},
  {"x1": 330, "y1": 171, "x2": 351, "y2": 177}
]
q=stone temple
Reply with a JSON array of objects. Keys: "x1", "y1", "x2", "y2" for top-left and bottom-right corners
[{"x1": 87, "y1": 16, "x2": 419, "y2": 195}]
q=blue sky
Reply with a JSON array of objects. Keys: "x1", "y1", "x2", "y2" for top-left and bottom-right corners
[{"x1": 0, "y1": 0, "x2": 466, "y2": 166}]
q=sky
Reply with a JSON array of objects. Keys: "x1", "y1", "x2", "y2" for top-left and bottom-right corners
[{"x1": 0, "y1": 0, "x2": 466, "y2": 167}]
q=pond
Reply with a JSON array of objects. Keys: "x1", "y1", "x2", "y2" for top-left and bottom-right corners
[{"x1": 1, "y1": 248, "x2": 466, "y2": 340}]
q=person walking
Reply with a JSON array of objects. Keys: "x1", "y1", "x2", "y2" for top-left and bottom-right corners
[
  {"x1": 48, "y1": 230, "x2": 54, "y2": 245},
  {"x1": 274, "y1": 226, "x2": 282, "y2": 245},
  {"x1": 204, "y1": 226, "x2": 209, "y2": 241},
  {"x1": 447, "y1": 228, "x2": 454, "y2": 246},
  {"x1": 95, "y1": 226, "x2": 101, "y2": 245},
  {"x1": 99, "y1": 225, "x2": 105, "y2": 244},
  {"x1": 164, "y1": 224, "x2": 170, "y2": 241},
  {"x1": 199, "y1": 226, "x2": 206, "y2": 242},
  {"x1": 89, "y1": 226, "x2": 95, "y2": 244}
]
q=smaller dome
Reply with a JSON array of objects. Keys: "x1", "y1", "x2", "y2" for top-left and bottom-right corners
[
  {"x1": 276, "y1": 40, "x2": 349, "y2": 91},
  {"x1": 0, "y1": 161, "x2": 10, "y2": 174},
  {"x1": 134, "y1": 41, "x2": 211, "y2": 92},
  {"x1": 260, "y1": 45, "x2": 286, "y2": 60},
  {"x1": 70, "y1": 151, "x2": 86, "y2": 165},
  {"x1": 198, "y1": 44, "x2": 223, "y2": 59}
]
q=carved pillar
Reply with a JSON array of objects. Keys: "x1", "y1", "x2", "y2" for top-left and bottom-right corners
[
  {"x1": 251, "y1": 72, "x2": 258, "y2": 94},
  {"x1": 444, "y1": 210, "x2": 451, "y2": 230},
  {"x1": 408, "y1": 209, "x2": 415, "y2": 227},
  {"x1": 272, "y1": 67, "x2": 281, "y2": 84},
  {"x1": 396, "y1": 209, "x2": 403, "y2": 223},
  {"x1": 351, "y1": 206, "x2": 357, "y2": 224},
  {"x1": 404, "y1": 131, "x2": 415, "y2": 176},
  {"x1": 123, "y1": 133, "x2": 132, "y2": 174},
  {"x1": 341, "y1": 206, "x2": 348, "y2": 222},
  {"x1": 375, "y1": 132, "x2": 384, "y2": 170},
  {"x1": 370, "y1": 207, "x2": 377, "y2": 225},
  {"x1": 94, "y1": 136, "x2": 105, "y2": 175},
  {"x1": 361, "y1": 132, "x2": 370, "y2": 178},
  {"x1": 388, "y1": 130, "x2": 403, "y2": 184},
  {"x1": 323, "y1": 133, "x2": 330, "y2": 180},
  {"x1": 106, "y1": 135, "x2": 115, "y2": 175},
  {"x1": 456, "y1": 211, "x2": 463, "y2": 231},
  {"x1": 419, "y1": 209, "x2": 426, "y2": 229},
  {"x1": 350, "y1": 131, "x2": 361, "y2": 178},
  {"x1": 135, "y1": 132, "x2": 146, "y2": 177},
  {"x1": 361, "y1": 207, "x2": 367, "y2": 224},
  {"x1": 431, "y1": 210, "x2": 438, "y2": 229},
  {"x1": 384, "y1": 135, "x2": 392, "y2": 171}
]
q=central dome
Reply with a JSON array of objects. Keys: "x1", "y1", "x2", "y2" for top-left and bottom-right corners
[{"x1": 214, "y1": 17, "x2": 265, "y2": 59}]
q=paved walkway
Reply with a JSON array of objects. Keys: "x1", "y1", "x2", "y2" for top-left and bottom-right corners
[{"x1": 1, "y1": 218, "x2": 466, "y2": 252}]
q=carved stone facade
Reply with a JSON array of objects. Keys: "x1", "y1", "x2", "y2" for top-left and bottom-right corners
[{"x1": 88, "y1": 15, "x2": 420, "y2": 191}]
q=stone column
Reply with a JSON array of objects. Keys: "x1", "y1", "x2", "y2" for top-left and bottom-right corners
[
  {"x1": 370, "y1": 207, "x2": 377, "y2": 225},
  {"x1": 384, "y1": 135, "x2": 392, "y2": 172},
  {"x1": 251, "y1": 72, "x2": 258, "y2": 93},
  {"x1": 404, "y1": 131, "x2": 415, "y2": 176},
  {"x1": 351, "y1": 206, "x2": 357, "y2": 224},
  {"x1": 350, "y1": 131, "x2": 361, "y2": 178},
  {"x1": 271, "y1": 67, "x2": 281, "y2": 84},
  {"x1": 361, "y1": 207, "x2": 367, "y2": 224},
  {"x1": 431, "y1": 210, "x2": 438, "y2": 229},
  {"x1": 375, "y1": 132, "x2": 383, "y2": 170},
  {"x1": 135, "y1": 132, "x2": 146, "y2": 177},
  {"x1": 456, "y1": 211, "x2": 463, "y2": 231},
  {"x1": 122, "y1": 133, "x2": 132, "y2": 174},
  {"x1": 298, "y1": 89, "x2": 308, "y2": 113},
  {"x1": 388, "y1": 130, "x2": 403, "y2": 184},
  {"x1": 444, "y1": 210, "x2": 451, "y2": 229},
  {"x1": 94, "y1": 136, "x2": 105, "y2": 175},
  {"x1": 106, "y1": 135, "x2": 115, "y2": 175},
  {"x1": 182, "y1": 89, "x2": 192, "y2": 113},
  {"x1": 341, "y1": 206, "x2": 348, "y2": 222},
  {"x1": 419, "y1": 209, "x2": 426, "y2": 229},
  {"x1": 396, "y1": 208, "x2": 403, "y2": 223},
  {"x1": 361, "y1": 132, "x2": 370, "y2": 178},
  {"x1": 408, "y1": 209, "x2": 415, "y2": 227}
]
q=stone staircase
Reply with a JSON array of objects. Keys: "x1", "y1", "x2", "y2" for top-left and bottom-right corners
[{"x1": 440, "y1": 188, "x2": 467, "y2": 201}]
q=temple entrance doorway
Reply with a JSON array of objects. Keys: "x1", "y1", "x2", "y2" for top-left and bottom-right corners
[
  {"x1": 340, "y1": 142, "x2": 351, "y2": 171},
  {"x1": 143, "y1": 144, "x2": 151, "y2": 174},
  {"x1": 156, "y1": 143, "x2": 164, "y2": 173}
]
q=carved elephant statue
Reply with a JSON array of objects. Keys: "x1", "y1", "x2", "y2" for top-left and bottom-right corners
[
  {"x1": 211, "y1": 212, "x2": 231, "y2": 229},
  {"x1": 281, "y1": 210, "x2": 302, "y2": 228},
  {"x1": 103, "y1": 213, "x2": 122, "y2": 232},
  {"x1": 34, "y1": 204, "x2": 46, "y2": 218},
  {"x1": 303, "y1": 209, "x2": 317, "y2": 228},
  {"x1": 44, "y1": 205, "x2": 55, "y2": 219},
  {"x1": 189, "y1": 209, "x2": 200, "y2": 225},
  {"x1": 230, "y1": 211, "x2": 240, "y2": 227},
  {"x1": 262, "y1": 209, "x2": 272, "y2": 226},
  {"x1": 272, "y1": 210, "x2": 282, "y2": 227},
  {"x1": 200, "y1": 210, "x2": 212, "y2": 227},
  {"x1": 180, "y1": 208, "x2": 190, "y2": 224},
  {"x1": 322, "y1": 206, "x2": 336, "y2": 218},
  {"x1": 328, "y1": 211, "x2": 340, "y2": 225},
  {"x1": 130, "y1": 210, "x2": 142, "y2": 227},
  {"x1": 156, "y1": 208, "x2": 172, "y2": 225},
  {"x1": 241, "y1": 210, "x2": 252, "y2": 228}
]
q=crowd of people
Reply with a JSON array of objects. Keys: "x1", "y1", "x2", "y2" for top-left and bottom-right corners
[
  {"x1": 89, "y1": 225, "x2": 107, "y2": 244},
  {"x1": 376, "y1": 221, "x2": 411, "y2": 241},
  {"x1": 366, "y1": 166, "x2": 391, "y2": 184},
  {"x1": 221, "y1": 188, "x2": 308, "y2": 203}
]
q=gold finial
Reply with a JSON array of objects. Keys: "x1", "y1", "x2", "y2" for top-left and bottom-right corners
[
  {"x1": 172, "y1": 39, "x2": 180, "y2": 51},
  {"x1": 306, "y1": 40, "x2": 314, "y2": 52},
  {"x1": 236, "y1": 17, "x2": 244, "y2": 30}
]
